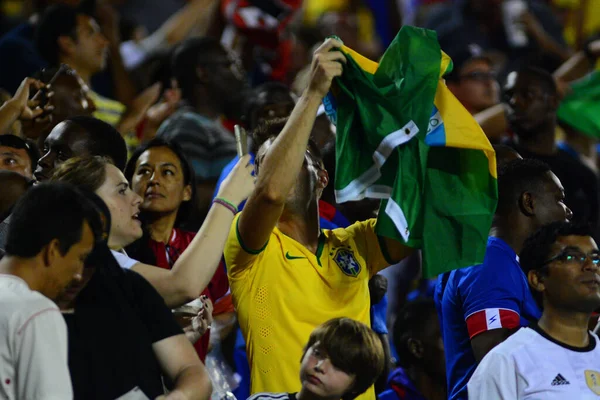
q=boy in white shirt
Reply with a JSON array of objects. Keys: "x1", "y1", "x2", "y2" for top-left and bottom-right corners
[
  {"x1": 0, "y1": 183, "x2": 101, "y2": 400},
  {"x1": 468, "y1": 221, "x2": 600, "y2": 399}
]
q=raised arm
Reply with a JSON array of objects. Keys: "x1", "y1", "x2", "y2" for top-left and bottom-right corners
[
  {"x1": 131, "y1": 155, "x2": 254, "y2": 308},
  {"x1": 238, "y1": 38, "x2": 346, "y2": 251},
  {"x1": 0, "y1": 78, "x2": 50, "y2": 135}
]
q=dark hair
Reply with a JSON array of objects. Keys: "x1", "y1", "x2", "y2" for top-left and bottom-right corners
[
  {"x1": 496, "y1": 158, "x2": 552, "y2": 217},
  {"x1": 0, "y1": 134, "x2": 40, "y2": 173},
  {"x1": 244, "y1": 82, "x2": 294, "y2": 130},
  {"x1": 172, "y1": 37, "x2": 224, "y2": 101},
  {"x1": 520, "y1": 221, "x2": 593, "y2": 308},
  {"x1": 124, "y1": 138, "x2": 197, "y2": 224},
  {"x1": 393, "y1": 298, "x2": 438, "y2": 369},
  {"x1": 509, "y1": 66, "x2": 558, "y2": 98},
  {"x1": 492, "y1": 144, "x2": 521, "y2": 169},
  {"x1": 50, "y1": 156, "x2": 111, "y2": 192},
  {"x1": 5, "y1": 182, "x2": 103, "y2": 258},
  {"x1": 64, "y1": 116, "x2": 128, "y2": 171},
  {"x1": 35, "y1": 4, "x2": 82, "y2": 66},
  {"x1": 302, "y1": 318, "x2": 385, "y2": 400}
]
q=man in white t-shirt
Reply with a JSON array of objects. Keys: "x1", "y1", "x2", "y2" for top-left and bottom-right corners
[
  {"x1": 0, "y1": 183, "x2": 100, "y2": 400},
  {"x1": 468, "y1": 221, "x2": 600, "y2": 400}
]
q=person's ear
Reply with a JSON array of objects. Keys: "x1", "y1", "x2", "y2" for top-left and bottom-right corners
[
  {"x1": 43, "y1": 238, "x2": 62, "y2": 268},
  {"x1": 408, "y1": 338, "x2": 424, "y2": 360},
  {"x1": 182, "y1": 184, "x2": 192, "y2": 202},
  {"x1": 519, "y1": 191, "x2": 535, "y2": 217},
  {"x1": 57, "y1": 35, "x2": 77, "y2": 58},
  {"x1": 528, "y1": 269, "x2": 545, "y2": 293},
  {"x1": 317, "y1": 168, "x2": 329, "y2": 190}
]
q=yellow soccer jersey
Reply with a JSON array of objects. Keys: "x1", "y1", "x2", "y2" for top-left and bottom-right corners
[{"x1": 225, "y1": 215, "x2": 395, "y2": 400}]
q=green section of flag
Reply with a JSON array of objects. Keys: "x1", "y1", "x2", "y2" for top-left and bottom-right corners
[
  {"x1": 328, "y1": 26, "x2": 497, "y2": 277},
  {"x1": 558, "y1": 71, "x2": 600, "y2": 139}
]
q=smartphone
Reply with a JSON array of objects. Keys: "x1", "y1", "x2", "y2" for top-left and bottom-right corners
[{"x1": 235, "y1": 125, "x2": 249, "y2": 158}]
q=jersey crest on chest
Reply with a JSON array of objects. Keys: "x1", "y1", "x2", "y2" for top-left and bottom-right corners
[{"x1": 330, "y1": 246, "x2": 361, "y2": 277}]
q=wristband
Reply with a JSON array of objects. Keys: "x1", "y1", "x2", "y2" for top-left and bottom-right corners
[{"x1": 213, "y1": 197, "x2": 238, "y2": 215}]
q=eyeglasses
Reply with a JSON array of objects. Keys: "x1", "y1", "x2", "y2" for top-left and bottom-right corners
[
  {"x1": 459, "y1": 71, "x2": 497, "y2": 82},
  {"x1": 541, "y1": 249, "x2": 600, "y2": 268}
]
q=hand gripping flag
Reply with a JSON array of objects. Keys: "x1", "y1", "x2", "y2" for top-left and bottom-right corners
[{"x1": 323, "y1": 26, "x2": 498, "y2": 277}]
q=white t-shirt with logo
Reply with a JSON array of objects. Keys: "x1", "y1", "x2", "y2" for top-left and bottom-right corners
[
  {"x1": 0, "y1": 274, "x2": 73, "y2": 400},
  {"x1": 468, "y1": 326, "x2": 600, "y2": 399}
]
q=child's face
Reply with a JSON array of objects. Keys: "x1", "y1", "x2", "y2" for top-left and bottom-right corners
[{"x1": 299, "y1": 342, "x2": 356, "y2": 400}]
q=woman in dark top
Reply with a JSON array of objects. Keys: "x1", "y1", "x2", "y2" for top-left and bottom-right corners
[{"x1": 52, "y1": 163, "x2": 212, "y2": 400}]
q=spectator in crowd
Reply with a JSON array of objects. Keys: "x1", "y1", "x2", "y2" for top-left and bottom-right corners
[
  {"x1": 379, "y1": 299, "x2": 446, "y2": 400},
  {"x1": 435, "y1": 158, "x2": 572, "y2": 400},
  {"x1": 0, "y1": 171, "x2": 33, "y2": 252},
  {"x1": 124, "y1": 138, "x2": 233, "y2": 361},
  {"x1": 425, "y1": 0, "x2": 570, "y2": 78},
  {"x1": 34, "y1": 3, "x2": 162, "y2": 137},
  {"x1": 53, "y1": 153, "x2": 253, "y2": 309},
  {"x1": 504, "y1": 66, "x2": 600, "y2": 235},
  {"x1": 225, "y1": 38, "x2": 412, "y2": 399},
  {"x1": 49, "y1": 167, "x2": 213, "y2": 400},
  {"x1": 21, "y1": 65, "x2": 96, "y2": 143},
  {"x1": 157, "y1": 36, "x2": 245, "y2": 219},
  {"x1": 35, "y1": 115, "x2": 128, "y2": 181},
  {"x1": 248, "y1": 317, "x2": 385, "y2": 400},
  {"x1": 444, "y1": 43, "x2": 500, "y2": 115},
  {"x1": 468, "y1": 221, "x2": 600, "y2": 399},
  {"x1": 0, "y1": 0, "x2": 76, "y2": 94},
  {"x1": 0, "y1": 135, "x2": 39, "y2": 179},
  {"x1": 0, "y1": 182, "x2": 100, "y2": 400}
]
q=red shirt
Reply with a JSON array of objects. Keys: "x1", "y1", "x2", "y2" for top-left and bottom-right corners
[{"x1": 149, "y1": 228, "x2": 230, "y2": 361}]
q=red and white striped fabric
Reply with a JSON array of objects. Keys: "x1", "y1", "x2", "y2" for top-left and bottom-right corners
[{"x1": 465, "y1": 308, "x2": 520, "y2": 339}]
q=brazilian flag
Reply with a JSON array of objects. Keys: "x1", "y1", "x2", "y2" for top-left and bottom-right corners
[
  {"x1": 558, "y1": 70, "x2": 600, "y2": 138},
  {"x1": 323, "y1": 26, "x2": 498, "y2": 277}
]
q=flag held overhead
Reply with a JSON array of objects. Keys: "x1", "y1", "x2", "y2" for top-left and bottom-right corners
[{"x1": 325, "y1": 26, "x2": 498, "y2": 277}]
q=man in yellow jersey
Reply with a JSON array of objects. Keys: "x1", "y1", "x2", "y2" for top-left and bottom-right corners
[{"x1": 224, "y1": 38, "x2": 412, "y2": 400}]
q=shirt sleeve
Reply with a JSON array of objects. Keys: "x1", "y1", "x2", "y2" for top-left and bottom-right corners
[
  {"x1": 111, "y1": 250, "x2": 139, "y2": 270},
  {"x1": 14, "y1": 305, "x2": 73, "y2": 400},
  {"x1": 462, "y1": 251, "x2": 523, "y2": 339},
  {"x1": 124, "y1": 269, "x2": 183, "y2": 343},
  {"x1": 224, "y1": 213, "x2": 268, "y2": 280},
  {"x1": 467, "y1": 350, "x2": 518, "y2": 400},
  {"x1": 343, "y1": 219, "x2": 392, "y2": 276}
]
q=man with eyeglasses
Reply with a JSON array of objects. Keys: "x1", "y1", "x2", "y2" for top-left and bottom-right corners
[
  {"x1": 445, "y1": 43, "x2": 500, "y2": 115},
  {"x1": 469, "y1": 221, "x2": 600, "y2": 399},
  {"x1": 434, "y1": 158, "x2": 572, "y2": 400},
  {"x1": 504, "y1": 65, "x2": 600, "y2": 238},
  {"x1": 157, "y1": 36, "x2": 246, "y2": 223}
]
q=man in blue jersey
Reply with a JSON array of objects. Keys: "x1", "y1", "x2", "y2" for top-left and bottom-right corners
[{"x1": 434, "y1": 158, "x2": 573, "y2": 399}]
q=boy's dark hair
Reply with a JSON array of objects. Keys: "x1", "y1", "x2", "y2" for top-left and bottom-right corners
[
  {"x1": 64, "y1": 116, "x2": 128, "y2": 171},
  {"x1": 302, "y1": 317, "x2": 385, "y2": 400},
  {"x1": 172, "y1": 37, "x2": 224, "y2": 101},
  {"x1": 496, "y1": 158, "x2": 552, "y2": 217},
  {"x1": 35, "y1": 4, "x2": 85, "y2": 66},
  {"x1": 520, "y1": 221, "x2": 593, "y2": 309},
  {"x1": 5, "y1": 182, "x2": 103, "y2": 258},
  {"x1": 393, "y1": 298, "x2": 438, "y2": 369},
  {"x1": 124, "y1": 138, "x2": 197, "y2": 225}
]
